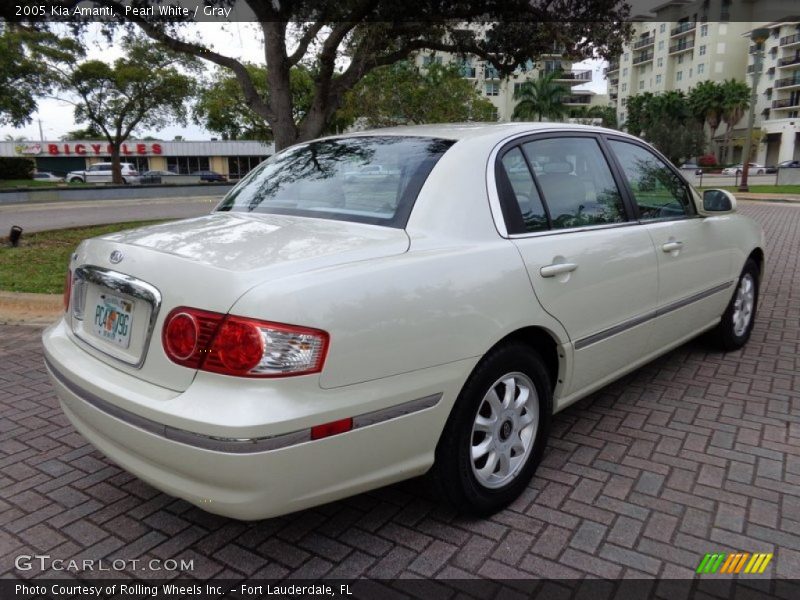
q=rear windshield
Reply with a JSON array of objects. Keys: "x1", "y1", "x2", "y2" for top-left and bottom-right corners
[{"x1": 216, "y1": 136, "x2": 454, "y2": 227}]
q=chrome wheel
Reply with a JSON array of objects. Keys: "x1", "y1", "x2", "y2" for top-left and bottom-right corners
[
  {"x1": 470, "y1": 372, "x2": 539, "y2": 489},
  {"x1": 732, "y1": 273, "x2": 755, "y2": 337}
]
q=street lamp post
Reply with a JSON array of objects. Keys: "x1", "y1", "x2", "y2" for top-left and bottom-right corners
[{"x1": 738, "y1": 28, "x2": 770, "y2": 193}]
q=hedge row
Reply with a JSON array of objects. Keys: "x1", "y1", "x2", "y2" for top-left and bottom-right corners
[{"x1": 0, "y1": 157, "x2": 35, "y2": 179}]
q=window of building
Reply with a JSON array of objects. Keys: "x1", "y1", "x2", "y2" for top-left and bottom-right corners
[
  {"x1": 658, "y1": 40, "x2": 664, "y2": 50},
  {"x1": 656, "y1": 74, "x2": 662, "y2": 84},
  {"x1": 676, "y1": 70, "x2": 683, "y2": 81},
  {"x1": 623, "y1": 53, "x2": 629, "y2": 62},
  {"x1": 422, "y1": 55, "x2": 442, "y2": 66},
  {"x1": 639, "y1": 80, "x2": 644, "y2": 90},
  {"x1": 227, "y1": 156, "x2": 268, "y2": 180},
  {"x1": 660, "y1": 23, "x2": 666, "y2": 33},
  {"x1": 166, "y1": 156, "x2": 210, "y2": 175},
  {"x1": 697, "y1": 63, "x2": 705, "y2": 74},
  {"x1": 699, "y1": 45, "x2": 706, "y2": 56},
  {"x1": 678, "y1": 54, "x2": 684, "y2": 64},
  {"x1": 485, "y1": 82, "x2": 499, "y2": 96},
  {"x1": 126, "y1": 157, "x2": 150, "y2": 173},
  {"x1": 621, "y1": 83, "x2": 627, "y2": 92},
  {"x1": 701, "y1": 24, "x2": 708, "y2": 37},
  {"x1": 623, "y1": 67, "x2": 628, "y2": 77},
  {"x1": 621, "y1": 98, "x2": 627, "y2": 107},
  {"x1": 689, "y1": 68, "x2": 693, "y2": 78},
  {"x1": 657, "y1": 57, "x2": 663, "y2": 67}
]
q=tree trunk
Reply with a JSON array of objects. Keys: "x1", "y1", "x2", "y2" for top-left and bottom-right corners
[
  {"x1": 109, "y1": 141, "x2": 123, "y2": 184},
  {"x1": 262, "y1": 22, "x2": 298, "y2": 151}
]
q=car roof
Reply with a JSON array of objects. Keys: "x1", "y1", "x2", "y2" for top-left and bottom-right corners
[{"x1": 330, "y1": 122, "x2": 637, "y2": 145}]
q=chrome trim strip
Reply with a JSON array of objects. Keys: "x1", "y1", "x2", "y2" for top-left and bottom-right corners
[
  {"x1": 45, "y1": 357, "x2": 441, "y2": 454},
  {"x1": 574, "y1": 281, "x2": 734, "y2": 350},
  {"x1": 71, "y1": 265, "x2": 162, "y2": 369}
]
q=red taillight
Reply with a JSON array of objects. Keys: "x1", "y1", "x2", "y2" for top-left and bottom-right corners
[
  {"x1": 311, "y1": 418, "x2": 353, "y2": 440},
  {"x1": 63, "y1": 269, "x2": 72, "y2": 311},
  {"x1": 206, "y1": 318, "x2": 265, "y2": 374},
  {"x1": 164, "y1": 312, "x2": 199, "y2": 361},
  {"x1": 161, "y1": 307, "x2": 328, "y2": 377}
]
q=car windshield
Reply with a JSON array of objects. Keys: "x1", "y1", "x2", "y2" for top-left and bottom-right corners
[{"x1": 216, "y1": 135, "x2": 454, "y2": 227}]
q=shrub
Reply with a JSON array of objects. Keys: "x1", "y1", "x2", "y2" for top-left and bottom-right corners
[
  {"x1": 698, "y1": 154, "x2": 718, "y2": 167},
  {"x1": 0, "y1": 157, "x2": 35, "y2": 179}
]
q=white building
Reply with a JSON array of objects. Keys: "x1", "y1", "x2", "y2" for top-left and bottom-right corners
[{"x1": 413, "y1": 48, "x2": 598, "y2": 122}]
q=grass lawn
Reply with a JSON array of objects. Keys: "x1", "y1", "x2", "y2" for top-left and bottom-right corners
[
  {"x1": 0, "y1": 221, "x2": 167, "y2": 294},
  {"x1": 0, "y1": 179, "x2": 63, "y2": 188},
  {"x1": 711, "y1": 185, "x2": 800, "y2": 195}
]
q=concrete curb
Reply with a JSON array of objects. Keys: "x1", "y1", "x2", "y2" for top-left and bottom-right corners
[{"x1": 0, "y1": 291, "x2": 62, "y2": 326}]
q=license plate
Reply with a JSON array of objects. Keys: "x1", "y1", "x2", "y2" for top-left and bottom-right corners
[{"x1": 93, "y1": 294, "x2": 134, "y2": 349}]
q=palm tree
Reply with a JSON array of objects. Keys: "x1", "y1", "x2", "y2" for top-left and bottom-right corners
[
  {"x1": 719, "y1": 79, "x2": 750, "y2": 163},
  {"x1": 688, "y1": 80, "x2": 724, "y2": 137},
  {"x1": 512, "y1": 71, "x2": 569, "y2": 122},
  {"x1": 3, "y1": 134, "x2": 26, "y2": 142}
]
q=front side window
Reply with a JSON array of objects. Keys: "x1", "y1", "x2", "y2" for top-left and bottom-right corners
[
  {"x1": 521, "y1": 137, "x2": 626, "y2": 229},
  {"x1": 216, "y1": 136, "x2": 454, "y2": 227},
  {"x1": 608, "y1": 139, "x2": 694, "y2": 220}
]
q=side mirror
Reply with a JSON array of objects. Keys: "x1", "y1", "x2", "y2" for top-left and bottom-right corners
[{"x1": 702, "y1": 189, "x2": 737, "y2": 214}]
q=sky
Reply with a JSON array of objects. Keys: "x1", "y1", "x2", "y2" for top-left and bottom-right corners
[{"x1": 0, "y1": 23, "x2": 606, "y2": 142}]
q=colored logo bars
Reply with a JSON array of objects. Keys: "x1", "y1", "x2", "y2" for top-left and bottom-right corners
[{"x1": 696, "y1": 552, "x2": 773, "y2": 574}]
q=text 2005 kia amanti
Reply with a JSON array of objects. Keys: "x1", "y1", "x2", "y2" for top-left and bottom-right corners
[{"x1": 43, "y1": 124, "x2": 764, "y2": 519}]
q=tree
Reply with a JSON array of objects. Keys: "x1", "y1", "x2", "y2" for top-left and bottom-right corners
[
  {"x1": 60, "y1": 126, "x2": 104, "y2": 140},
  {"x1": 43, "y1": 1, "x2": 631, "y2": 150},
  {"x1": 343, "y1": 61, "x2": 496, "y2": 127},
  {"x1": 512, "y1": 71, "x2": 570, "y2": 121},
  {"x1": 623, "y1": 91, "x2": 705, "y2": 165},
  {"x1": 62, "y1": 37, "x2": 197, "y2": 183},
  {"x1": 687, "y1": 80, "x2": 724, "y2": 137},
  {"x1": 719, "y1": 79, "x2": 750, "y2": 163},
  {"x1": 0, "y1": 22, "x2": 81, "y2": 127}
]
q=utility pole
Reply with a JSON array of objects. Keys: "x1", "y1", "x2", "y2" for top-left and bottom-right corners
[{"x1": 38, "y1": 118, "x2": 44, "y2": 142}]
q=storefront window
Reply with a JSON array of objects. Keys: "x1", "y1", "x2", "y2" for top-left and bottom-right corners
[
  {"x1": 227, "y1": 156, "x2": 268, "y2": 179},
  {"x1": 166, "y1": 156, "x2": 210, "y2": 174}
]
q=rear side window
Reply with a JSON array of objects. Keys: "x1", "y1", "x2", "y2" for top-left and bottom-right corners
[
  {"x1": 499, "y1": 148, "x2": 548, "y2": 232},
  {"x1": 607, "y1": 139, "x2": 695, "y2": 220},
  {"x1": 522, "y1": 138, "x2": 626, "y2": 230}
]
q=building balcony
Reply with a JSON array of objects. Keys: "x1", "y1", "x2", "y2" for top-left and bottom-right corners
[
  {"x1": 777, "y1": 56, "x2": 800, "y2": 69},
  {"x1": 633, "y1": 36, "x2": 655, "y2": 50},
  {"x1": 780, "y1": 33, "x2": 800, "y2": 48},
  {"x1": 609, "y1": 78, "x2": 619, "y2": 86},
  {"x1": 563, "y1": 95, "x2": 592, "y2": 105},
  {"x1": 669, "y1": 40, "x2": 695, "y2": 55},
  {"x1": 544, "y1": 70, "x2": 592, "y2": 83},
  {"x1": 633, "y1": 51, "x2": 654, "y2": 65},
  {"x1": 670, "y1": 22, "x2": 696, "y2": 37},
  {"x1": 772, "y1": 97, "x2": 800, "y2": 109},
  {"x1": 775, "y1": 76, "x2": 800, "y2": 90}
]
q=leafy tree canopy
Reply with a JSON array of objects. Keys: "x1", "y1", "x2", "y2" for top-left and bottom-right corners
[{"x1": 18, "y1": 0, "x2": 632, "y2": 149}]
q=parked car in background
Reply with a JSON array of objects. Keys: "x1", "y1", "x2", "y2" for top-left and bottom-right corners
[
  {"x1": 33, "y1": 171, "x2": 64, "y2": 182},
  {"x1": 140, "y1": 170, "x2": 177, "y2": 184},
  {"x1": 679, "y1": 162, "x2": 702, "y2": 175},
  {"x1": 777, "y1": 160, "x2": 800, "y2": 168},
  {"x1": 66, "y1": 162, "x2": 140, "y2": 184},
  {"x1": 192, "y1": 170, "x2": 227, "y2": 182},
  {"x1": 721, "y1": 163, "x2": 765, "y2": 176},
  {"x1": 44, "y1": 123, "x2": 764, "y2": 520}
]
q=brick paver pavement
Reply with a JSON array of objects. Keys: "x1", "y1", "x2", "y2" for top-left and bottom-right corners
[{"x1": 1, "y1": 201, "x2": 799, "y2": 580}]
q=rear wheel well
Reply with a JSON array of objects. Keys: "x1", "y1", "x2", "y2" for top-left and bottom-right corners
[
  {"x1": 490, "y1": 327, "x2": 561, "y2": 393},
  {"x1": 748, "y1": 248, "x2": 764, "y2": 282}
]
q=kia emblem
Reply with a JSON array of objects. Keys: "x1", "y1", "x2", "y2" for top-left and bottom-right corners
[{"x1": 109, "y1": 250, "x2": 124, "y2": 264}]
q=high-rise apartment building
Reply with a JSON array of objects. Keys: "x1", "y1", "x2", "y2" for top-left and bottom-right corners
[{"x1": 608, "y1": 0, "x2": 800, "y2": 164}]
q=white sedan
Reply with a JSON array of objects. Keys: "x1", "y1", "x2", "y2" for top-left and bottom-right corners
[
  {"x1": 721, "y1": 162, "x2": 766, "y2": 175},
  {"x1": 43, "y1": 123, "x2": 764, "y2": 520}
]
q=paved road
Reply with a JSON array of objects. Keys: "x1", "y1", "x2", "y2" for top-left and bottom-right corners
[
  {"x1": 0, "y1": 196, "x2": 219, "y2": 235},
  {"x1": 1, "y1": 202, "x2": 799, "y2": 583}
]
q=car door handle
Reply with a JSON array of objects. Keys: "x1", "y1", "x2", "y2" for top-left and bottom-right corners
[
  {"x1": 540, "y1": 262, "x2": 578, "y2": 278},
  {"x1": 662, "y1": 241, "x2": 683, "y2": 252}
]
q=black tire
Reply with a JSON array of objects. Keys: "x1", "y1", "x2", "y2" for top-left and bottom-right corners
[
  {"x1": 430, "y1": 342, "x2": 552, "y2": 516},
  {"x1": 121, "y1": 177, "x2": 127, "y2": 185},
  {"x1": 69, "y1": 177, "x2": 83, "y2": 183},
  {"x1": 707, "y1": 258, "x2": 759, "y2": 351}
]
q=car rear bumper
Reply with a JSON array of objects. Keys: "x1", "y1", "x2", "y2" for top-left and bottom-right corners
[{"x1": 42, "y1": 319, "x2": 474, "y2": 520}]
